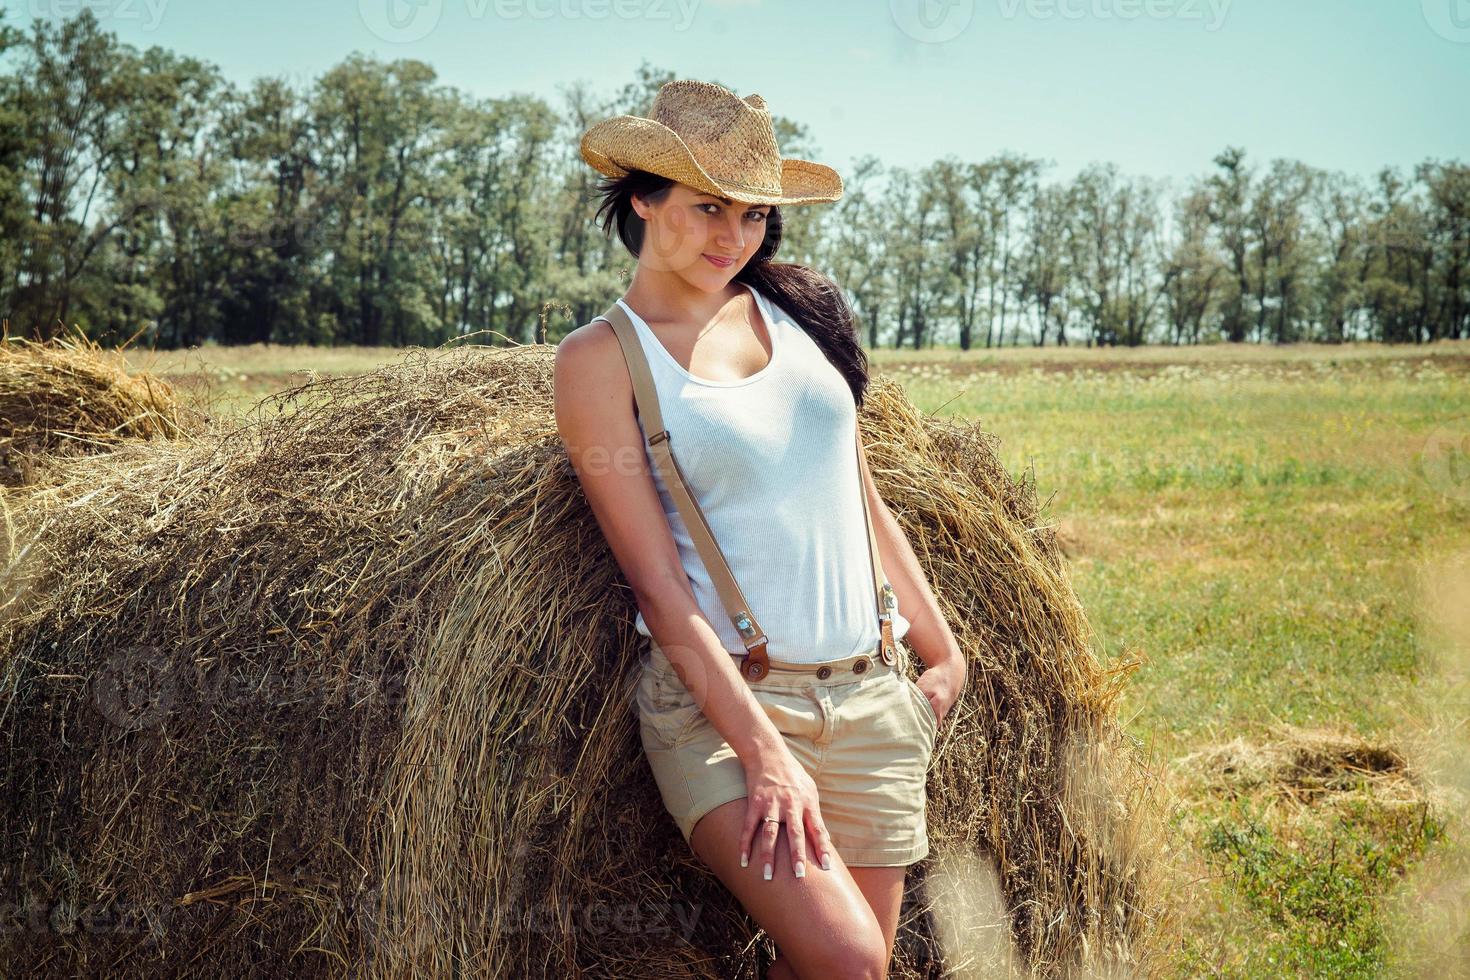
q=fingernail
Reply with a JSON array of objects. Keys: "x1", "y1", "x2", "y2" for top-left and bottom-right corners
[
  {"x1": 794, "y1": 861, "x2": 805, "y2": 878},
  {"x1": 821, "y1": 853, "x2": 832, "y2": 871},
  {"x1": 741, "y1": 852, "x2": 748, "y2": 868},
  {"x1": 763, "y1": 863, "x2": 772, "y2": 880}
]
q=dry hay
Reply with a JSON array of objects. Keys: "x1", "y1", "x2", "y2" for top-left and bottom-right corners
[
  {"x1": 0, "y1": 343, "x2": 1169, "y2": 978},
  {"x1": 0, "y1": 325, "x2": 196, "y2": 486},
  {"x1": 1171, "y1": 723, "x2": 1425, "y2": 809}
]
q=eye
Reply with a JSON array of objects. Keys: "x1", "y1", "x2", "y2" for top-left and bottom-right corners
[{"x1": 696, "y1": 202, "x2": 769, "y2": 222}]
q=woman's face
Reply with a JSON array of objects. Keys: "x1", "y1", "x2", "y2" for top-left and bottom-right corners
[{"x1": 631, "y1": 182, "x2": 772, "y2": 289}]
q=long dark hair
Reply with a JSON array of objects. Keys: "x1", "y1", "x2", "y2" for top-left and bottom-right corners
[{"x1": 590, "y1": 169, "x2": 872, "y2": 409}]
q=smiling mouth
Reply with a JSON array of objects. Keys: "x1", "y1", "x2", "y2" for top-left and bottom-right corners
[{"x1": 703, "y1": 254, "x2": 736, "y2": 266}]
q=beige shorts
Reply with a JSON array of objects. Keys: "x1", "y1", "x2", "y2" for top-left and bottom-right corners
[{"x1": 633, "y1": 636, "x2": 937, "y2": 868}]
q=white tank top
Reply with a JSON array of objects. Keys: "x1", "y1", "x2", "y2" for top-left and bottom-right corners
[{"x1": 608, "y1": 282, "x2": 911, "y2": 663}]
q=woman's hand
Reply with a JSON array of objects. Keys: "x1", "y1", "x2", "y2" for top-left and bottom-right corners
[
  {"x1": 741, "y1": 744, "x2": 835, "y2": 881},
  {"x1": 913, "y1": 655, "x2": 966, "y2": 726}
]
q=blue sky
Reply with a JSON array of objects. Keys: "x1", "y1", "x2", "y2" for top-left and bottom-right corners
[{"x1": 14, "y1": 0, "x2": 1470, "y2": 186}]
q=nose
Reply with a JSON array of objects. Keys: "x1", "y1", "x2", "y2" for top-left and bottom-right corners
[{"x1": 715, "y1": 208, "x2": 745, "y2": 251}]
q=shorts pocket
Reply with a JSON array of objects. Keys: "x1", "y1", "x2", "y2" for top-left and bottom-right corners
[
  {"x1": 637, "y1": 662, "x2": 703, "y2": 748},
  {"x1": 903, "y1": 675, "x2": 939, "y2": 743}
]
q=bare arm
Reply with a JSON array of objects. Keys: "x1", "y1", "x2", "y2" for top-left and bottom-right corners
[{"x1": 856, "y1": 432, "x2": 966, "y2": 678}]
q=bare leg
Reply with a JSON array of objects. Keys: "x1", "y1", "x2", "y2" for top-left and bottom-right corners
[
  {"x1": 764, "y1": 866, "x2": 905, "y2": 978},
  {"x1": 848, "y1": 866, "x2": 907, "y2": 973},
  {"x1": 688, "y1": 798, "x2": 890, "y2": 980}
]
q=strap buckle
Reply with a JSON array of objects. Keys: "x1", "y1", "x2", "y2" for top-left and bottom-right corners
[
  {"x1": 880, "y1": 583, "x2": 897, "y2": 613},
  {"x1": 734, "y1": 611, "x2": 760, "y2": 639}
]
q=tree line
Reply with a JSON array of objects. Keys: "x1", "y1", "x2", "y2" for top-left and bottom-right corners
[{"x1": 4, "y1": 11, "x2": 1467, "y2": 349}]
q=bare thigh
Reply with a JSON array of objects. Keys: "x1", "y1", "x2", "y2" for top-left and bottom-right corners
[
  {"x1": 847, "y1": 866, "x2": 906, "y2": 962},
  {"x1": 689, "y1": 798, "x2": 890, "y2": 979}
]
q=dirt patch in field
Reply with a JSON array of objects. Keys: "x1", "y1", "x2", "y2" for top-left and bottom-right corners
[{"x1": 1053, "y1": 517, "x2": 1091, "y2": 559}]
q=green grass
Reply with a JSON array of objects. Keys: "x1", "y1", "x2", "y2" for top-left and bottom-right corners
[
  {"x1": 137, "y1": 339, "x2": 1470, "y2": 977},
  {"x1": 884, "y1": 345, "x2": 1470, "y2": 977},
  {"x1": 885, "y1": 356, "x2": 1470, "y2": 751},
  {"x1": 1181, "y1": 795, "x2": 1446, "y2": 977}
]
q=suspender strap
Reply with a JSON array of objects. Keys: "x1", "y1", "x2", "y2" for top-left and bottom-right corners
[
  {"x1": 598, "y1": 300, "x2": 896, "y2": 681},
  {"x1": 855, "y1": 426, "x2": 899, "y2": 666}
]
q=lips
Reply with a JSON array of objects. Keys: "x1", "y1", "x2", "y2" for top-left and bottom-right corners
[{"x1": 703, "y1": 254, "x2": 735, "y2": 268}]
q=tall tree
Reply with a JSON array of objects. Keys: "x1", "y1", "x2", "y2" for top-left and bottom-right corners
[
  {"x1": 1309, "y1": 169, "x2": 1370, "y2": 343},
  {"x1": 1160, "y1": 186, "x2": 1224, "y2": 345},
  {"x1": 1248, "y1": 159, "x2": 1315, "y2": 343},
  {"x1": 1019, "y1": 182, "x2": 1072, "y2": 345},
  {"x1": 1206, "y1": 147, "x2": 1254, "y2": 343},
  {"x1": 1417, "y1": 159, "x2": 1470, "y2": 341},
  {"x1": 8, "y1": 11, "x2": 130, "y2": 336}
]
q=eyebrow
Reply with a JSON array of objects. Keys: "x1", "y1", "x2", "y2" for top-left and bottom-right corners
[{"x1": 696, "y1": 193, "x2": 770, "y2": 209}]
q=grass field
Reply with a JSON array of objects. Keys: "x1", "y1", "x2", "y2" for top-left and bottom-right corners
[{"x1": 124, "y1": 337, "x2": 1470, "y2": 978}]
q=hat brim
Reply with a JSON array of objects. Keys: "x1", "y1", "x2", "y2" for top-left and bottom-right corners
[{"x1": 580, "y1": 115, "x2": 843, "y2": 206}]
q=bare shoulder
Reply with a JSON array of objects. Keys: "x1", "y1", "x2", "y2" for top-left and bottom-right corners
[
  {"x1": 554, "y1": 317, "x2": 629, "y2": 401},
  {"x1": 556, "y1": 316, "x2": 618, "y2": 366}
]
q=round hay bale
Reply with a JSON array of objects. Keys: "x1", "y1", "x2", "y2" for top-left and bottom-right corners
[
  {"x1": 0, "y1": 344, "x2": 1170, "y2": 978},
  {"x1": 0, "y1": 325, "x2": 198, "y2": 486}
]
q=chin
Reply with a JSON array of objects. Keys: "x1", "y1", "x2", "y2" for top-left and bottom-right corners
[{"x1": 686, "y1": 265, "x2": 735, "y2": 289}]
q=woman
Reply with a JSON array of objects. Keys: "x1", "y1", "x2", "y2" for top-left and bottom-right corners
[{"x1": 553, "y1": 80, "x2": 967, "y2": 979}]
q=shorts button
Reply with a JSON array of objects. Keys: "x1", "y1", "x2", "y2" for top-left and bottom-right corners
[
  {"x1": 816, "y1": 665, "x2": 832, "y2": 680},
  {"x1": 852, "y1": 658, "x2": 869, "y2": 675}
]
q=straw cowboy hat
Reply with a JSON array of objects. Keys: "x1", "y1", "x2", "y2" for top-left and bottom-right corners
[{"x1": 579, "y1": 79, "x2": 843, "y2": 207}]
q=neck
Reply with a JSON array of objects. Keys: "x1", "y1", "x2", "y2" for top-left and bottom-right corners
[{"x1": 623, "y1": 266, "x2": 744, "y2": 326}]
